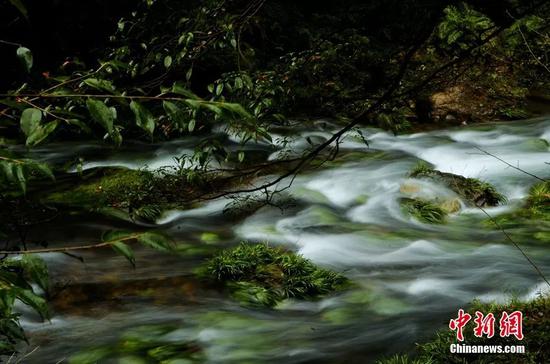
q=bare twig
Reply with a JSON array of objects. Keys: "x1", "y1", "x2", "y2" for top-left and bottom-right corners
[
  {"x1": 0, "y1": 233, "x2": 143, "y2": 255},
  {"x1": 478, "y1": 205, "x2": 550, "y2": 289},
  {"x1": 475, "y1": 146, "x2": 547, "y2": 182}
]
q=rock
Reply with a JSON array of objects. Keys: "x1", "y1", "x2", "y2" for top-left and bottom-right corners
[{"x1": 410, "y1": 162, "x2": 505, "y2": 207}]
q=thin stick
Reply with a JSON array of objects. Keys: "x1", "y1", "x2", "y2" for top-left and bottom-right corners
[
  {"x1": 478, "y1": 205, "x2": 550, "y2": 289},
  {"x1": 0, "y1": 234, "x2": 142, "y2": 255},
  {"x1": 475, "y1": 147, "x2": 547, "y2": 182}
]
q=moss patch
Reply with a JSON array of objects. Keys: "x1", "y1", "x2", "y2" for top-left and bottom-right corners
[
  {"x1": 200, "y1": 243, "x2": 349, "y2": 307},
  {"x1": 44, "y1": 167, "x2": 229, "y2": 221},
  {"x1": 377, "y1": 296, "x2": 550, "y2": 364},
  {"x1": 410, "y1": 162, "x2": 506, "y2": 207}
]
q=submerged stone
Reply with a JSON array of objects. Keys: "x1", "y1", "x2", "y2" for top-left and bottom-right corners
[
  {"x1": 199, "y1": 242, "x2": 349, "y2": 307},
  {"x1": 69, "y1": 324, "x2": 204, "y2": 364}
]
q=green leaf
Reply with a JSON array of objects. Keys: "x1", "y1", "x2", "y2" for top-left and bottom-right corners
[
  {"x1": 67, "y1": 119, "x2": 92, "y2": 134},
  {"x1": 162, "y1": 101, "x2": 188, "y2": 129},
  {"x1": 164, "y1": 55, "x2": 173, "y2": 69},
  {"x1": 20, "y1": 108, "x2": 42, "y2": 136},
  {"x1": 219, "y1": 102, "x2": 252, "y2": 119},
  {"x1": 188, "y1": 119, "x2": 196, "y2": 132},
  {"x1": 130, "y1": 101, "x2": 155, "y2": 137},
  {"x1": 83, "y1": 78, "x2": 115, "y2": 93},
  {"x1": 25, "y1": 121, "x2": 58, "y2": 147},
  {"x1": 203, "y1": 103, "x2": 222, "y2": 116},
  {"x1": 101, "y1": 230, "x2": 133, "y2": 242},
  {"x1": 20, "y1": 255, "x2": 49, "y2": 293},
  {"x1": 185, "y1": 67, "x2": 193, "y2": 81},
  {"x1": 0, "y1": 290, "x2": 15, "y2": 315},
  {"x1": 86, "y1": 99, "x2": 115, "y2": 134},
  {"x1": 23, "y1": 159, "x2": 54, "y2": 180},
  {"x1": 14, "y1": 164, "x2": 26, "y2": 194},
  {"x1": 137, "y1": 232, "x2": 173, "y2": 252},
  {"x1": 14, "y1": 288, "x2": 49, "y2": 319},
  {"x1": 16, "y1": 47, "x2": 33, "y2": 73},
  {"x1": 171, "y1": 83, "x2": 199, "y2": 99},
  {"x1": 0, "y1": 265, "x2": 32, "y2": 290},
  {"x1": 8, "y1": 0, "x2": 28, "y2": 18},
  {"x1": 0, "y1": 162, "x2": 15, "y2": 182},
  {"x1": 0, "y1": 318, "x2": 26, "y2": 342},
  {"x1": 111, "y1": 241, "x2": 135, "y2": 267},
  {"x1": 238, "y1": 151, "x2": 245, "y2": 163}
]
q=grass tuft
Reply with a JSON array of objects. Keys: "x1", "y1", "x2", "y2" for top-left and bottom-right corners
[
  {"x1": 402, "y1": 198, "x2": 447, "y2": 224},
  {"x1": 200, "y1": 242, "x2": 349, "y2": 307}
]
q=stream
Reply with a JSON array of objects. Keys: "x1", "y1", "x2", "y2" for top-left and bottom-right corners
[{"x1": 16, "y1": 116, "x2": 550, "y2": 363}]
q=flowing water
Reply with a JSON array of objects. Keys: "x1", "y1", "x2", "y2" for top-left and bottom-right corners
[{"x1": 15, "y1": 117, "x2": 550, "y2": 363}]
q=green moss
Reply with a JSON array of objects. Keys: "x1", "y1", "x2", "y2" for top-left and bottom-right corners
[
  {"x1": 401, "y1": 198, "x2": 447, "y2": 224},
  {"x1": 44, "y1": 167, "x2": 210, "y2": 221},
  {"x1": 410, "y1": 163, "x2": 506, "y2": 207},
  {"x1": 46, "y1": 168, "x2": 154, "y2": 208},
  {"x1": 377, "y1": 296, "x2": 550, "y2": 364},
  {"x1": 200, "y1": 242, "x2": 349, "y2": 307}
]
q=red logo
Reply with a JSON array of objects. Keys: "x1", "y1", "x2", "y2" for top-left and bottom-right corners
[
  {"x1": 449, "y1": 310, "x2": 523, "y2": 341},
  {"x1": 499, "y1": 311, "x2": 524, "y2": 340},
  {"x1": 449, "y1": 309, "x2": 472, "y2": 342}
]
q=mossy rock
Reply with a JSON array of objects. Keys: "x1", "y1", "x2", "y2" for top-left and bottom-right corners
[
  {"x1": 44, "y1": 167, "x2": 204, "y2": 221},
  {"x1": 410, "y1": 162, "x2": 506, "y2": 207},
  {"x1": 377, "y1": 295, "x2": 550, "y2": 364},
  {"x1": 46, "y1": 168, "x2": 155, "y2": 209},
  {"x1": 199, "y1": 242, "x2": 349, "y2": 307}
]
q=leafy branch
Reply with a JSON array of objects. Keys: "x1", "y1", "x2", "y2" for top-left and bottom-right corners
[{"x1": 0, "y1": 231, "x2": 174, "y2": 268}]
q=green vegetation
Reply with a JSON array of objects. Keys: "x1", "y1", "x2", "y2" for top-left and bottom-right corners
[
  {"x1": 44, "y1": 167, "x2": 236, "y2": 222},
  {"x1": 377, "y1": 296, "x2": 550, "y2": 364},
  {"x1": 0, "y1": 255, "x2": 50, "y2": 355},
  {"x1": 68, "y1": 324, "x2": 204, "y2": 364},
  {"x1": 401, "y1": 198, "x2": 448, "y2": 224},
  {"x1": 486, "y1": 181, "x2": 550, "y2": 242},
  {"x1": 200, "y1": 243, "x2": 349, "y2": 307},
  {"x1": 0, "y1": 0, "x2": 549, "y2": 359},
  {"x1": 526, "y1": 181, "x2": 550, "y2": 218},
  {"x1": 410, "y1": 162, "x2": 506, "y2": 207}
]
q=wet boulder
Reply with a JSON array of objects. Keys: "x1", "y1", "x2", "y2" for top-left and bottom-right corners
[{"x1": 410, "y1": 162, "x2": 505, "y2": 207}]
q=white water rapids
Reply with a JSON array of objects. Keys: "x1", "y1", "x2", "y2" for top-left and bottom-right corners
[{"x1": 16, "y1": 116, "x2": 550, "y2": 363}]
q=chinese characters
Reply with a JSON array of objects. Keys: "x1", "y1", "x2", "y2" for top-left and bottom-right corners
[{"x1": 449, "y1": 310, "x2": 523, "y2": 341}]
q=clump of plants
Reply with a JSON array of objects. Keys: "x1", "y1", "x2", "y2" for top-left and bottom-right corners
[
  {"x1": 376, "y1": 295, "x2": 550, "y2": 364},
  {"x1": 486, "y1": 181, "x2": 550, "y2": 238},
  {"x1": 526, "y1": 181, "x2": 550, "y2": 218},
  {"x1": 200, "y1": 243, "x2": 349, "y2": 307},
  {"x1": 401, "y1": 198, "x2": 447, "y2": 224},
  {"x1": 409, "y1": 162, "x2": 506, "y2": 207}
]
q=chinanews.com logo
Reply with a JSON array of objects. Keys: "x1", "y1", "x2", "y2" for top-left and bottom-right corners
[{"x1": 448, "y1": 309, "x2": 525, "y2": 354}]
